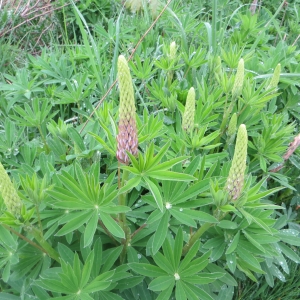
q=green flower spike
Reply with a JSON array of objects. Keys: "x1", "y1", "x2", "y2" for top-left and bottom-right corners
[
  {"x1": 182, "y1": 87, "x2": 196, "y2": 134},
  {"x1": 215, "y1": 56, "x2": 223, "y2": 81},
  {"x1": 226, "y1": 124, "x2": 248, "y2": 200},
  {"x1": 116, "y1": 55, "x2": 138, "y2": 165},
  {"x1": 0, "y1": 162, "x2": 22, "y2": 217},
  {"x1": 227, "y1": 113, "x2": 237, "y2": 144},
  {"x1": 232, "y1": 58, "x2": 244, "y2": 99},
  {"x1": 170, "y1": 41, "x2": 177, "y2": 60},
  {"x1": 267, "y1": 63, "x2": 281, "y2": 92}
]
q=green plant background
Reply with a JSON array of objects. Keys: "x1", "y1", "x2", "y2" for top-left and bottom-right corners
[{"x1": 0, "y1": 0, "x2": 300, "y2": 299}]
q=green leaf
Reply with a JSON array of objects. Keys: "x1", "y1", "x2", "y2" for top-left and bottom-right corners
[
  {"x1": 217, "y1": 220, "x2": 238, "y2": 229},
  {"x1": 146, "y1": 141, "x2": 171, "y2": 169},
  {"x1": 226, "y1": 253, "x2": 237, "y2": 273},
  {"x1": 237, "y1": 261, "x2": 257, "y2": 282},
  {"x1": 100, "y1": 205, "x2": 131, "y2": 214},
  {"x1": 58, "y1": 243, "x2": 75, "y2": 264},
  {"x1": 116, "y1": 276, "x2": 144, "y2": 290},
  {"x1": 88, "y1": 132, "x2": 115, "y2": 156},
  {"x1": 247, "y1": 187, "x2": 284, "y2": 202},
  {"x1": 0, "y1": 293, "x2": 20, "y2": 300},
  {"x1": 148, "y1": 170, "x2": 195, "y2": 181},
  {"x1": 148, "y1": 276, "x2": 174, "y2": 291},
  {"x1": 179, "y1": 241, "x2": 200, "y2": 271},
  {"x1": 237, "y1": 248, "x2": 263, "y2": 273},
  {"x1": 184, "y1": 283, "x2": 215, "y2": 300},
  {"x1": 174, "y1": 227, "x2": 183, "y2": 268},
  {"x1": 144, "y1": 177, "x2": 163, "y2": 212},
  {"x1": 100, "y1": 212, "x2": 125, "y2": 238},
  {"x1": 102, "y1": 248, "x2": 122, "y2": 272},
  {"x1": 188, "y1": 210, "x2": 218, "y2": 223},
  {"x1": 172, "y1": 178, "x2": 211, "y2": 205},
  {"x1": 156, "y1": 283, "x2": 174, "y2": 300},
  {"x1": 0, "y1": 227, "x2": 17, "y2": 250},
  {"x1": 206, "y1": 264, "x2": 237, "y2": 286},
  {"x1": 84, "y1": 211, "x2": 98, "y2": 248},
  {"x1": 59, "y1": 171, "x2": 91, "y2": 203},
  {"x1": 56, "y1": 211, "x2": 92, "y2": 236},
  {"x1": 182, "y1": 272, "x2": 224, "y2": 284},
  {"x1": 279, "y1": 242, "x2": 300, "y2": 263},
  {"x1": 170, "y1": 208, "x2": 197, "y2": 227},
  {"x1": 181, "y1": 281, "x2": 202, "y2": 300},
  {"x1": 91, "y1": 239, "x2": 102, "y2": 278},
  {"x1": 180, "y1": 251, "x2": 211, "y2": 277},
  {"x1": 37, "y1": 278, "x2": 72, "y2": 294},
  {"x1": 68, "y1": 128, "x2": 85, "y2": 151},
  {"x1": 152, "y1": 211, "x2": 170, "y2": 254},
  {"x1": 83, "y1": 280, "x2": 112, "y2": 293},
  {"x1": 244, "y1": 231, "x2": 280, "y2": 244},
  {"x1": 225, "y1": 231, "x2": 240, "y2": 255},
  {"x1": 279, "y1": 230, "x2": 300, "y2": 246},
  {"x1": 81, "y1": 251, "x2": 94, "y2": 287},
  {"x1": 220, "y1": 205, "x2": 238, "y2": 213},
  {"x1": 118, "y1": 176, "x2": 141, "y2": 194},
  {"x1": 2, "y1": 262, "x2": 10, "y2": 283},
  {"x1": 129, "y1": 263, "x2": 167, "y2": 277},
  {"x1": 243, "y1": 231, "x2": 266, "y2": 253},
  {"x1": 252, "y1": 215, "x2": 273, "y2": 235},
  {"x1": 175, "y1": 280, "x2": 187, "y2": 300},
  {"x1": 148, "y1": 157, "x2": 189, "y2": 172},
  {"x1": 153, "y1": 251, "x2": 174, "y2": 274}
]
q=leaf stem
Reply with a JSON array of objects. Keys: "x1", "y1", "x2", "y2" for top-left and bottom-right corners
[
  {"x1": 30, "y1": 227, "x2": 60, "y2": 263},
  {"x1": 118, "y1": 168, "x2": 130, "y2": 263},
  {"x1": 2, "y1": 224, "x2": 60, "y2": 263},
  {"x1": 182, "y1": 222, "x2": 212, "y2": 255},
  {"x1": 131, "y1": 223, "x2": 147, "y2": 239}
]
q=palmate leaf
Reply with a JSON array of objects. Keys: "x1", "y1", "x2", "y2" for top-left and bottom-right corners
[
  {"x1": 122, "y1": 142, "x2": 195, "y2": 184},
  {"x1": 49, "y1": 163, "x2": 118, "y2": 209},
  {"x1": 56, "y1": 211, "x2": 93, "y2": 236}
]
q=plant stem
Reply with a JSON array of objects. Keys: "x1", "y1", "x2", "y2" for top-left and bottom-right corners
[
  {"x1": 38, "y1": 125, "x2": 49, "y2": 152},
  {"x1": 30, "y1": 227, "x2": 60, "y2": 263},
  {"x1": 212, "y1": 0, "x2": 217, "y2": 54},
  {"x1": 98, "y1": 220, "x2": 118, "y2": 246},
  {"x1": 2, "y1": 224, "x2": 60, "y2": 263},
  {"x1": 131, "y1": 223, "x2": 147, "y2": 239},
  {"x1": 182, "y1": 222, "x2": 212, "y2": 255},
  {"x1": 118, "y1": 168, "x2": 130, "y2": 263}
]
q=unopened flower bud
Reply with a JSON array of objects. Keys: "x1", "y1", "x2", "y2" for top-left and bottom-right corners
[
  {"x1": 116, "y1": 55, "x2": 138, "y2": 165},
  {"x1": 215, "y1": 56, "x2": 223, "y2": 81},
  {"x1": 170, "y1": 41, "x2": 177, "y2": 60},
  {"x1": 227, "y1": 113, "x2": 237, "y2": 144},
  {"x1": 226, "y1": 124, "x2": 248, "y2": 200},
  {"x1": 267, "y1": 63, "x2": 281, "y2": 92},
  {"x1": 0, "y1": 162, "x2": 22, "y2": 217},
  {"x1": 232, "y1": 58, "x2": 244, "y2": 99},
  {"x1": 182, "y1": 87, "x2": 195, "y2": 133}
]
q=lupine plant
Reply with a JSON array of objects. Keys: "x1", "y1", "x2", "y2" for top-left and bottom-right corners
[{"x1": 0, "y1": 1, "x2": 300, "y2": 299}]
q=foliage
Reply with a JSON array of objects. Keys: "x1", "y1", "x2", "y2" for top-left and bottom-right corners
[{"x1": 0, "y1": 0, "x2": 300, "y2": 299}]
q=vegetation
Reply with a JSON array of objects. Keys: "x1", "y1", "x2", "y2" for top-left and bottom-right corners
[{"x1": 0, "y1": 0, "x2": 300, "y2": 299}]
